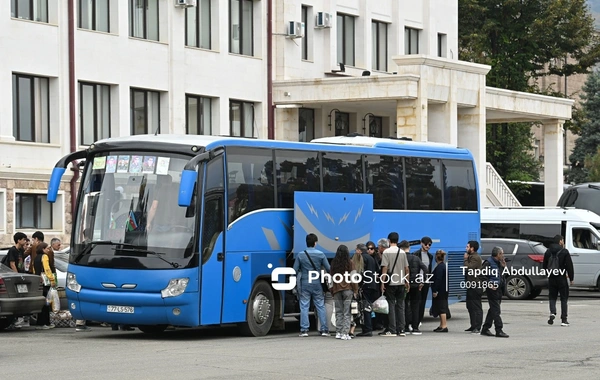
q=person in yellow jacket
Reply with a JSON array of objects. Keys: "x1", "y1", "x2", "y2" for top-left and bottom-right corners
[{"x1": 32, "y1": 243, "x2": 56, "y2": 329}]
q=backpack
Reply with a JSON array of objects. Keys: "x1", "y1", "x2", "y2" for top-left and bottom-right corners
[
  {"x1": 547, "y1": 250, "x2": 561, "y2": 271},
  {"x1": 0, "y1": 254, "x2": 7, "y2": 266}
]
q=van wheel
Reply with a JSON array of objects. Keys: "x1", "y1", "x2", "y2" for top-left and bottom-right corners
[
  {"x1": 506, "y1": 276, "x2": 531, "y2": 300},
  {"x1": 239, "y1": 281, "x2": 274, "y2": 337},
  {"x1": 527, "y1": 288, "x2": 542, "y2": 299}
]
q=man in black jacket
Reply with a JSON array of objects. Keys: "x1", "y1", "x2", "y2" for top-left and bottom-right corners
[
  {"x1": 412, "y1": 236, "x2": 434, "y2": 326},
  {"x1": 404, "y1": 240, "x2": 428, "y2": 335},
  {"x1": 357, "y1": 243, "x2": 378, "y2": 337},
  {"x1": 543, "y1": 235, "x2": 574, "y2": 327}
]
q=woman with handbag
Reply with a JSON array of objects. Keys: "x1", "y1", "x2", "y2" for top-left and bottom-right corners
[
  {"x1": 330, "y1": 245, "x2": 358, "y2": 340},
  {"x1": 33, "y1": 243, "x2": 56, "y2": 330}
]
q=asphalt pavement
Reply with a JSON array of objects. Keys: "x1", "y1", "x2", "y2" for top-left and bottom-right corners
[{"x1": 2, "y1": 290, "x2": 600, "y2": 380}]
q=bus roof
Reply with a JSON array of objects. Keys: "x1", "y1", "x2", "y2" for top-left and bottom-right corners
[
  {"x1": 93, "y1": 134, "x2": 474, "y2": 158},
  {"x1": 482, "y1": 207, "x2": 600, "y2": 224}
]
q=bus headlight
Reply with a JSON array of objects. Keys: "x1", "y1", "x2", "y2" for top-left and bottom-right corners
[
  {"x1": 67, "y1": 273, "x2": 82, "y2": 293},
  {"x1": 161, "y1": 278, "x2": 189, "y2": 298}
]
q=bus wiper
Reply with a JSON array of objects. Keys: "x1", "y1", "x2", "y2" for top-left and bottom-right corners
[
  {"x1": 73, "y1": 240, "x2": 135, "y2": 263},
  {"x1": 114, "y1": 247, "x2": 180, "y2": 268}
]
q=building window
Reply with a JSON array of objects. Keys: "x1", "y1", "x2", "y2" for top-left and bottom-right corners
[
  {"x1": 185, "y1": 0, "x2": 211, "y2": 49},
  {"x1": 131, "y1": 89, "x2": 160, "y2": 135},
  {"x1": 337, "y1": 14, "x2": 355, "y2": 66},
  {"x1": 372, "y1": 21, "x2": 387, "y2": 71},
  {"x1": 230, "y1": 100, "x2": 254, "y2": 137},
  {"x1": 186, "y1": 95, "x2": 212, "y2": 135},
  {"x1": 0, "y1": 190, "x2": 6, "y2": 234},
  {"x1": 80, "y1": 82, "x2": 111, "y2": 145},
  {"x1": 11, "y1": 0, "x2": 48, "y2": 22},
  {"x1": 299, "y1": 108, "x2": 314, "y2": 142},
  {"x1": 129, "y1": 0, "x2": 159, "y2": 41},
  {"x1": 368, "y1": 116, "x2": 383, "y2": 138},
  {"x1": 301, "y1": 5, "x2": 309, "y2": 60},
  {"x1": 79, "y1": 0, "x2": 110, "y2": 32},
  {"x1": 16, "y1": 193, "x2": 52, "y2": 229},
  {"x1": 12, "y1": 74, "x2": 50, "y2": 143},
  {"x1": 437, "y1": 33, "x2": 447, "y2": 58},
  {"x1": 230, "y1": 0, "x2": 253, "y2": 56},
  {"x1": 335, "y1": 112, "x2": 349, "y2": 136},
  {"x1": 405, "y1": 27, "x2": 419, "y2": 54}
]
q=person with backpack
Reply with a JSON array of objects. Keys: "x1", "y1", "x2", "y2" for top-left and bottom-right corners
[
  {"x1": 543, "y1": 234, "x2": 574, "y2": 327},
  {"x1": 2, "y1": 232, "x2": 27, "y2": 272}
]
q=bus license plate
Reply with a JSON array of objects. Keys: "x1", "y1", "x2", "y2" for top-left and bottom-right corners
[
  {"x1": 107, "y1": 305, "x2": 134, "y2": 313},
  {"x1": 17, "y1": 284, "x2": 27, "y2": 293}
]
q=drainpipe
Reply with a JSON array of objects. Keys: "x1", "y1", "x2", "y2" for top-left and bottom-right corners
[
  {"x1": 68, "y1": 0, "x2": 79, "y2": 216},
  {"x1": 267, "y1": 0, "x2": 274, "y2": 139}
]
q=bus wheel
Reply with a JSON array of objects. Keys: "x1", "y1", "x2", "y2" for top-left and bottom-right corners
[
  {"x1": 239, "y1": 281, "x2": 274, "y2": 337},
  {"x1": 138, "y1": 324, "x2": 168, "y2": 334},
  {"x1": 505, "y1": 276, "x2": 531, "y2": 300}
]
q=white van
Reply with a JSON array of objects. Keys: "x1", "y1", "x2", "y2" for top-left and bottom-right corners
[{"x1": 481, "y1": 207, "x2": 600, "y2": 290}]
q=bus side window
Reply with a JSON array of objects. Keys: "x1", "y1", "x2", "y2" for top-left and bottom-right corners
[{"x1": 201, "y1": 198, "x2": 223, "y2": 264}]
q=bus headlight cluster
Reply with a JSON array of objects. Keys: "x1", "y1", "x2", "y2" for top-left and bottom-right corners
[
  {"x1": 161, "y1": 278, "x2": 189, "y2": 298},
  {"x1": 67, "y1": 273, "x2": 82, "y2": 293}
]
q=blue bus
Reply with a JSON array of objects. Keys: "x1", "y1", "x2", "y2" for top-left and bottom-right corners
[{"x1": 48, "y1": 134, "x2": 480, "y2": 336}]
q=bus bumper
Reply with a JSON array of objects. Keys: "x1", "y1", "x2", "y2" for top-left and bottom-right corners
[{"x1": 66, "y1": 288, "x2": 199, "y2": 326}]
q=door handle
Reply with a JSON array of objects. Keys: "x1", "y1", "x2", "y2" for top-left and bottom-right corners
[{"x1": 217, "y1": 252, "x2": 224, "y2": 261}]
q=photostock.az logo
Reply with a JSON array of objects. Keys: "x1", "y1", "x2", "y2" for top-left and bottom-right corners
[{"x1": 269, "y1": 263, "x2": 296, "y2": 291}]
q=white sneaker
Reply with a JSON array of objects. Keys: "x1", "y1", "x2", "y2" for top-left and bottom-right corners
[
  {"x1": 407, "y1": 324, "x2": 413, "y2": 332},
  {"x1": 36, "y1": 325, "x2": 51, "y2": 330},
  {"x1": 341, "y1": 334, "x2": 350, "y2": 340},
  {"x1": 335, "y1": 332, "x2": 342, "y2": 339},
  {"x1": 298, "y1": 331, "x2": 309, "y2": 337}
]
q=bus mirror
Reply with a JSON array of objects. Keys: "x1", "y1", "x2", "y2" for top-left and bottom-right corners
[
  {"x1": 178, "y1": 169, "x2": 197, "y2": 207},
  {"x1": 47, "y1": 167, "x2": 66, "y2": 203}
]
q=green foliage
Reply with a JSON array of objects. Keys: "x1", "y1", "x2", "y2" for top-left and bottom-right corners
[
  {"x1": 584, "y1": 147, "x2": 600, "y2": 181},
  {"x1": 568, "y1": 70, "x2": 600, "y2": 183},
  {"x1": 459, "y1": 0, "x2": 600, "y2": 184},
  {"x1": 486, "y1": 123, "x2": 541, "y2": 192}
]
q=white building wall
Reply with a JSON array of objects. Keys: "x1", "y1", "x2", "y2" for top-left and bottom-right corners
[{"x1": 0, "y1": 0, "x2": 267, "y2": 245}]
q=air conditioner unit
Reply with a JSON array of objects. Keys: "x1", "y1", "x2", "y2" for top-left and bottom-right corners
[
  {"x1": 175, "y1": 0, "x2": 197, "y2": 7},
  {"x1": 287, "y1": 21, "x2": 305, "y2": 39},
  {"x1": 315, "y1": 12, "x2": 332, "y2": 28}
]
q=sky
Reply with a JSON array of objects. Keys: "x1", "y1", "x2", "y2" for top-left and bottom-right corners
[{"x1": 588, "y1": 0, "x2": 600, "y2": 29}]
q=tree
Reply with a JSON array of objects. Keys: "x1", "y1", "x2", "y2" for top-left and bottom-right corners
[
  {"x1": 459, "y1": 0, "x2": 600, "y2": 188},
  {"x1": 585, "y1": 147, "x2": 600, "y2": 182},
  {"x1": 568, "y1": 70, "x2": 600, "y2": 183}
]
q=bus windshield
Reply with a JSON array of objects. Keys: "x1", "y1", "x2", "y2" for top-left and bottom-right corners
[{"x1": 71, "y1": 152, "x2": 197, "y2": 269}]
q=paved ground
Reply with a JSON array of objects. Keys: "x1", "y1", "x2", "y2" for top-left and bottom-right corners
[{"x1": 2, "y1": 292, "x2": 600, "y2": 380}]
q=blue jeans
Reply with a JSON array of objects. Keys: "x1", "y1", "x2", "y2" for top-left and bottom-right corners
[{"x1": 299, "y1": 281, "x2": 328, "y2": 332}]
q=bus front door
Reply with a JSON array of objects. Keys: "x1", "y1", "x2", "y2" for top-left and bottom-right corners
[{"x1": 199, "y1": 194, "x2": 225, "y2": 325}]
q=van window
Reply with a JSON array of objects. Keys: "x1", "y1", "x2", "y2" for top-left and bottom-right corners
[
  {"x1": 572, "y1": 228, "x2": 599, "y2": 250},
  {"x1": 481, "y1": 223, "x2": 519, "y2": 239},
  {"x1": 519, "y1": 224, "x2": 560, "y2": 248}
]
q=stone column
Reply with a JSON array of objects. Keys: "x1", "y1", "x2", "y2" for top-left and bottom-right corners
[
  {"x1": 543, "y1": 120, "x2": 565, "y2": 206},
  {"x1": 396, "y1": 97, "x2": 427, "y2": 141},
  {"x1": 458, "y1": 110, "x2": 486, "y2": 206}
]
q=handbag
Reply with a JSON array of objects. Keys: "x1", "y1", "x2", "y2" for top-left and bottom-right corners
[{"x1": 304, "y1": 250, "x2": 331, "y2": 293}]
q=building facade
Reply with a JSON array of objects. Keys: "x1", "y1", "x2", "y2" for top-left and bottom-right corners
[{"x1": 0, "y1": 0, "x2": 571, "y2": 246}]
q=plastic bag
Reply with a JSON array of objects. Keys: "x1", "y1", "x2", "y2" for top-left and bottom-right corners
[
  {"x1": 372, "y1": 295, "x2": 389, "y2": 314},
  {"x1": 47, "y1": 287, "x2": 60, "y2": 312}
]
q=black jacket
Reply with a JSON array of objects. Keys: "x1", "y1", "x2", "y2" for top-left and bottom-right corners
[
  {"x1": 407, "y1": 254, "x2": 428, "y2": 288},
  {"x1": 413, "y1": 249, "x2": 434, "y2": 273},
  {"x1": 361, "y1": 252, "x2": 379, "y2": 290},
  {"x1": 431, "y1": 262, "x2": 447, "y2": 297},
  {"x1": 543, "y1": 244, "x2": 574, "y2": 281}
]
